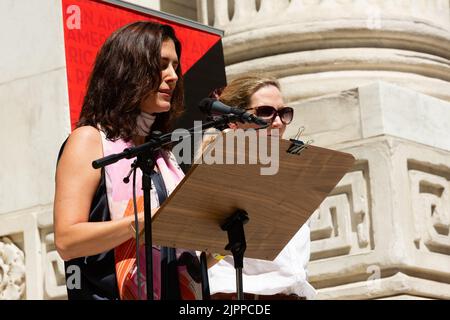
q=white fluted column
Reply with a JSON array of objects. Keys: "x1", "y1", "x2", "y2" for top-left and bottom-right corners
[
  {"x1": 197, "y1": 0, "x2": 450, "y2": 103},
  {"x1": 207, "y1": 0, "x2": 450, "y2": 32}
]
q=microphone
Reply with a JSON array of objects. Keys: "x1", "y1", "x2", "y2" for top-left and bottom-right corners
[{"x1": 198, "y1": 98, "x2": 267, "y2": 126}]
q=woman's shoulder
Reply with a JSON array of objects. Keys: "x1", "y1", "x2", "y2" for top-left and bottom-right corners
[
  {"x1": 61, "y1": 126, "x2": 103, "y2": 162},
  {"x1": 66, "y1": 126, "x2": 103, "y2": 148},
  {"x1": 69, "y1": 125, "x2": 101, "y2": 142}
]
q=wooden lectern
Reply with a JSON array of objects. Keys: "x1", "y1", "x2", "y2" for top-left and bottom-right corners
[{"x1": 152, "y1": 130, "x2": 355, "y2": 299}]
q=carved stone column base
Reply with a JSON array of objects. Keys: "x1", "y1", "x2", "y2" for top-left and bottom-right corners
[
  {"x1": 293, "y1": 82, "x2": 450, "y2": 300},
  {"x1": 0, "y1": 207, "x2": 67, "y2": 299}
]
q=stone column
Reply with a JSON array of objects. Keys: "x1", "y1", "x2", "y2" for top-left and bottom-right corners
[
  {"x1": 197, "y1": 0, "x2": 450, "y2": 299},
  {"x1": 198, "y1": 0, "x2": 450, "y2": 103}
]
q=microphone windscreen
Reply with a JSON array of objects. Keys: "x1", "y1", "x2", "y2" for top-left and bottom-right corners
[{"x1": 198, "y1": 98, "x2": 215, "y2": 114}]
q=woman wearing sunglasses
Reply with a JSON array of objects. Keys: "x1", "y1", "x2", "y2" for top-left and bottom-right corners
[{"x1": 206, "y1": 74, "x2": 316, "y2": 300}]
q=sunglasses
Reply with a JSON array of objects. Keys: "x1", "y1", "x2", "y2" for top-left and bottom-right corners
[{"x1": 246, "y1": 106, "x2": 294, "y2": 125}]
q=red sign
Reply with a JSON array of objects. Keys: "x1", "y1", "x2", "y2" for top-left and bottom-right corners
[{"x1": 62, "y1": 0, "x2": 221, "y2": 129}]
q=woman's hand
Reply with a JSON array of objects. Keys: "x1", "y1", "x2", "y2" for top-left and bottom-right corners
[{"x1": 130, "y1": 208, "x2": 159, "y2": 244}]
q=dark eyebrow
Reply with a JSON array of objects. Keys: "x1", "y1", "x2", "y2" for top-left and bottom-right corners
[{"x1": 161, "y1": 57, "x2": 179, "y2": 65}]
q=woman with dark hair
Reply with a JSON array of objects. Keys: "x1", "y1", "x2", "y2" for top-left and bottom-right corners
[{"x1": 54, "y1": 21, "x2": 201, "y2": 300}]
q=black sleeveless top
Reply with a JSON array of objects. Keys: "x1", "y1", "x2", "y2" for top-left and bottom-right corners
[
  {"x1": 58, "y1": 140, "x2": 201, "y2": 300},
  {"x1": 58, "y1": 140, "x2": 119, "y2": 300}
]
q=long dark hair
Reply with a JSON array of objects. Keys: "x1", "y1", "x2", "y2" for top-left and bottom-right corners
[{"x1": 77, "y1": 21, "x2": 184, "y2": 142}]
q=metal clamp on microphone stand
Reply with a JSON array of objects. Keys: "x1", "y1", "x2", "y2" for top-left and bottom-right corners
[{"x1": 221, "y1": 209, "x2": 249, "y2": 300}]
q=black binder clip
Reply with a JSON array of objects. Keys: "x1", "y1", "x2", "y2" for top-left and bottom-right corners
[{"x1": 287, "y1": 126, "x2": 313, "y2": 155}]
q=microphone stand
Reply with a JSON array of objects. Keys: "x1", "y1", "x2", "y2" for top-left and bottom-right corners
[
  {"x1": 221, "y1": 209, "x2": 249, "y2": 300},
  {"x1": 92, "y1": 113, "x2": 265, "y2": 300}
]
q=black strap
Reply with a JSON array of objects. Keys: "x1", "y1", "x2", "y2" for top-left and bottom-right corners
[
  {"x1": 150, "y1": 170, "x2": 168, "y2": 204},
  {"x1": 150, "y1": 170, "x2": 181, "y2": 300}
]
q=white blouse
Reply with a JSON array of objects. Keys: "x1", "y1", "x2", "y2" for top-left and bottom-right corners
[{"x1": 207, "y1": 222, "x2": 317, "y2": 299}]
